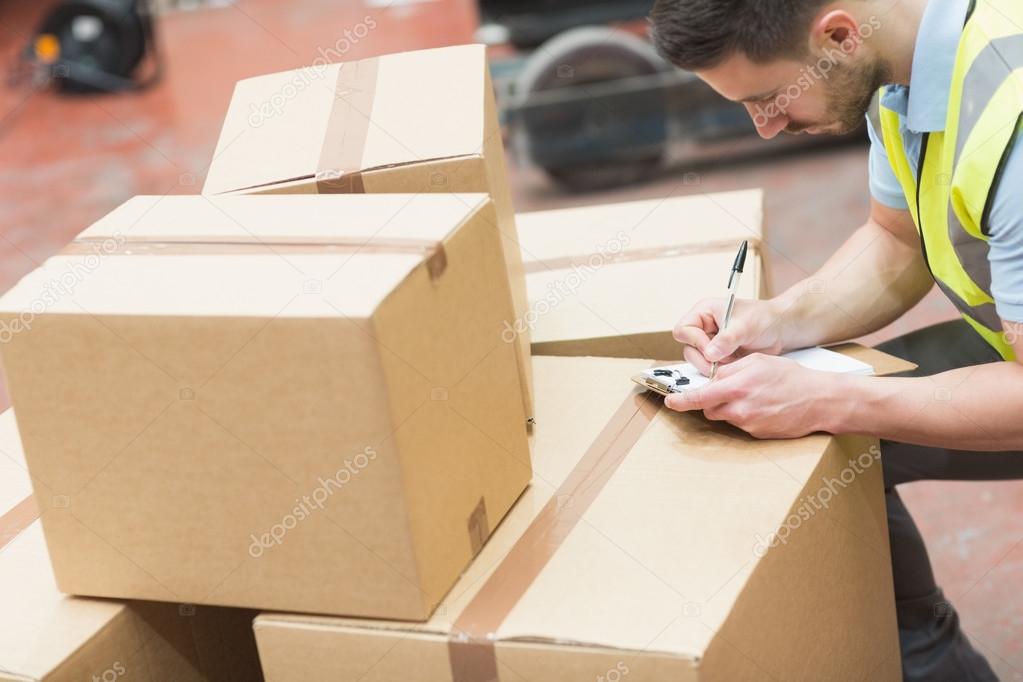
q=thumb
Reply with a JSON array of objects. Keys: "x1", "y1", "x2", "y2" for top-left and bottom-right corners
[{"x1": 704, "y1": 323, "x2": 745, "y2": 362}]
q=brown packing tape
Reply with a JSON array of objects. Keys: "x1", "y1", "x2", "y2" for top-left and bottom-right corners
[
  {"x1": 59, "y1": 236, "x2": 449, "y2": 280},
  {"x1": 315, "y1": 171, "x2": 366, "y2": 194},
  {"x1": 0, "y1": 494, "x2": 39, "y2": 551},
  {"x1": 448, "y1": 389, "x2": 662, "y2": 681},
  {"x1": 522, "y1": 237, "x2": 763, "y2": 275},
  {"x1": 315, "y1": 58, "x2": 379, "y2": 194}
]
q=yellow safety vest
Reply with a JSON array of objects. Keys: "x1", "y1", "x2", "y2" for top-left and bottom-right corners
[{"x1": 877, "y1": 0, "x2": 1022, "y2": 360}]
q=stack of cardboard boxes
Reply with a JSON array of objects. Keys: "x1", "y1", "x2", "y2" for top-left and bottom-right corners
[{"x1": 0, "y1": 45, "x2": 905, "y2": 681}]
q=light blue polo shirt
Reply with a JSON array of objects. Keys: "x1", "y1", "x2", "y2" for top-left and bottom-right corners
[{"x1": 866, "y1": 0, "x2": 1023, "y2": 323}]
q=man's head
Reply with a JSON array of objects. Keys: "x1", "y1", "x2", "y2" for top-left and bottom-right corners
[{"x1": 650, "y1": 0, "x2": 889, "y2": 138}]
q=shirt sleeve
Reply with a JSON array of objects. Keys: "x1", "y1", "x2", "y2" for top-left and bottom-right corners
[
  {"x1": 986, "y1": 124, "x2": 1023, "y2": 325},
  {"x1": 865, "y1": 114, "x2": 910, "y2": 210}
]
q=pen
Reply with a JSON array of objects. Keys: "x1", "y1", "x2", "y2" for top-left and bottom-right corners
[{"x1": 709, "y1": 240, "x2": 748, "y2": 379}]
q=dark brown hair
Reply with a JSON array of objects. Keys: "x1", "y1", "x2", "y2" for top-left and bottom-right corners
[{"x1": 649, "y1": 0, "x2": 828, "y2": 70}]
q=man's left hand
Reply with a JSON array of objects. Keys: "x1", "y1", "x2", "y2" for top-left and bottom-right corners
[{"x1": 663, "y1": 353, "x2": 836, "y2": 439}]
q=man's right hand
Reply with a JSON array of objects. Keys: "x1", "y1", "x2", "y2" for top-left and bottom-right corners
[
  {"x1": 672, "y1": 201, "x2": 929, "y2": 377},
  {"x1": 672, "y1": 297, "x2": 788, "y2": 375}
]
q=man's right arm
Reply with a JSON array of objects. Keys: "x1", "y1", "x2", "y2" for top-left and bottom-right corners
[
  {"x1": 773, "y1": 106, "x2": 936, "y2": 349},
  {"x1": 675, "y1": 199, "x2": 933, "y2": 372},
  {"x1": 769, "y1": 198, "x2": 933, "y2": 349},
  {"x1": 676, "y1": 109, "x2": 937, "y2": 371}
]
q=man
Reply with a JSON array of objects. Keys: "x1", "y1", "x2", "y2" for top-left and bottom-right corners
[{"x1": 649, "y1": 0, "x2": 1023, "y2": 679}]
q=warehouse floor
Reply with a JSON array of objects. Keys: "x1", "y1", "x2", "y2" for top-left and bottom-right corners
[{"x1": 0, "y1": 0, "x2": 1019, "y2": 677}]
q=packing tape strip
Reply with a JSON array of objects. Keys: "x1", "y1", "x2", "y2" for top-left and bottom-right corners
[
  {"x1": 0, "y1": 494, "x2": 39, "y2": 551},
  {"x1": 522, "y1": 237, "x2": 762, "y2": 275},
  {"x1": 447, "y1": 388, "x2": 662, "y2": 681},
  {"x1": 60, "y1": 235, "x2": 449, "y2": 280},
  {"x1": 315, "y1": 58, "x2": 379, "y2": 194}
]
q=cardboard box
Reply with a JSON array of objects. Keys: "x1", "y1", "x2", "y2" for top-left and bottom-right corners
[
  {"x1": 517, "y1": 190, "x2": 766, "y2": 361},
  {"x1": 202, "y1": 44, "x2": 534, "y2": 420},
  {"x1": 0, "y1": 410, "x2": 263, "y2": 682},
  {"x1": 0, "y1": 194, "x2": 531, "y2": 620},
  {"x1": 254, "y1": 350, "x2": 912, "y2": 682}
]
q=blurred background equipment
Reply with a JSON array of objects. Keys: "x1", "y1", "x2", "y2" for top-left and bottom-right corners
[
  {"x1": 505, "y1": 27, "x2": 673, "y2": 193},
  {"x1": 18, "y1": 0, "x2": 160, "y2": 93},
  {"x1": 477, "y1": 0, "x2": 653, "y2": 49},
  {"x1": 482, "y1": 0, "x2": 858, "y2": 192}
]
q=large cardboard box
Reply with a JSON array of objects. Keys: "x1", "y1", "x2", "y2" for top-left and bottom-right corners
[
  {"x1": 202, "y1": 44, "x2": 534, "y2": 420},
  {"x1": 254, "y1": 351, "x2": 911, "y2": 682},
  {"x1": 0, "y1": 194, "x2": 531, "y2": 620},
  {"x1": 517, "y1": 190, "x2": 766, "y2": 361},
  {"x1": 0, "y1": 410, "x2": 263, "y2": 682}
]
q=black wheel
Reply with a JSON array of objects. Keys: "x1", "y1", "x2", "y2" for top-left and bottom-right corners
[{"x1": 514, "y1": 27, "x2": 670, "y2": 192}]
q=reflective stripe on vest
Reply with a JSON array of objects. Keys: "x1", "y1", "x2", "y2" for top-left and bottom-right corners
[{"x1": 877, "y1": 0, "x2": 1022, "y2": 360}]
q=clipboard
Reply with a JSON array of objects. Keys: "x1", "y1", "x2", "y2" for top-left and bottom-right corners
[
  {"x1": 632, "y1": 346, "x2": 882, "y2": 397},
  {"x1": 631, "y1": 368, "x2": 693, "y2": 396}
]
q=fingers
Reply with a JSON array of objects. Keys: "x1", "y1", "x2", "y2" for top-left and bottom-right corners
[
  {"x1": 674, "y1": 323, "x2": 712, "y2": 351},
  {"x1": 674, "y1": 299, "x2": 725, "y2": 371},
  {"x1": 663, "y1": 379, "x2": 739, "y2": 412},
  {"x1": 683, "y1": 344, "x2": 713, "y2": 375},
  {"x1": 680, "y1": 334, "x2": 742, "y2": 376},
  {"x1": 664, "y1": 389, "x2": 706, "y2": 412},
  {"x1": 673, "y1": 299, "x2": 723, "y2": 342},
  {"x1": 712, "y1": 354, "x2": 747, "y2": 378},
  {"x1": 703, "y1": 318, "x2": 750, "y2": 363},
  {"x1": 674, "y1": 298, "x2": 767, "y2": 368}
]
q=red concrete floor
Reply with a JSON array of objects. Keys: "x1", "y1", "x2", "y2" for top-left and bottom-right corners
[{"x1": 0, "y1": 1, "x2": 1020, "y2": 678}]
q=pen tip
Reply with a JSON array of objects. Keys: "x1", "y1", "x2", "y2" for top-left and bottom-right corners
[{"x1": 732, "y1": 240, "x2": 748, "y2": 273}]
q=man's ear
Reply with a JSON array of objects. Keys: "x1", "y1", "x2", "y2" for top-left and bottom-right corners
[{"x1": 809, "y1": 9, "x2": 863, "y2": 57}]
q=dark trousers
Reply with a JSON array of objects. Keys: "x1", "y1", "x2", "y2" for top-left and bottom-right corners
[{"x1": 877, "y1": 320, "x2": 1022, "y2": 681}]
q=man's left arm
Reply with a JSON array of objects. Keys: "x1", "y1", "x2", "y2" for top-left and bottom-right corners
[
  {"x1": 665, "y1": 320, "x2": 1023, "y2": 448},
  {"x1": 819, "y1": 328, "x2": 1023, "y2": 449}
]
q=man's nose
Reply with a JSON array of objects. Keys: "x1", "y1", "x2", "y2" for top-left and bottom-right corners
[{"x1": 744, "y1": 103, "x2": 788, "y2": 140}]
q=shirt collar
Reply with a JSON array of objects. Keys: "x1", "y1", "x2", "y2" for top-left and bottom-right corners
[{"x1": 881, "y1": 0, "x2": 971, "y2": 132}]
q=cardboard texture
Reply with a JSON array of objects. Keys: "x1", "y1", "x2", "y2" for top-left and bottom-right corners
[
  {"x1": 0, "y1": 194, "x2": 531, "y2": 620},
  {"x1": 253, "y1": 350, "x2": 906, "y2": 682},
  {"x1": 0, "y1": 410, "x2": 263, "y2": 682},
  {"x1": 202, "y1": 43, "x2": 534, "y2": 419},
  {"x1": 516, "y1": 190, "x2": 766, "y2": 361}
]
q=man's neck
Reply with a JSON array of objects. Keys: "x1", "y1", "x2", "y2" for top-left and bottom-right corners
[{"x1": 875, "y1": 0, "x2": 929, "y2": 86}]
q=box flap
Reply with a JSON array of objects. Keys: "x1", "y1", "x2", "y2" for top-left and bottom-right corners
[
  {"x1": 81, "y1": 194, "x2": 481, "y2": 243},
  {"x1": 203, "y1": 64, "x2": 340, "y2": 195},
  {"x1": 526, "y1": 252, "x2": 760, "y2": 344},
  {"x1": 517, "y1": 190, "x2": 763, "y2": 266},
  {"x1": 358, "y1": 45, "x2": 486, "y2": 172},
  {"x1": 203, "y1": 45, "x2": 488, "y2": 195},
  {"x1": 0, "y1": 194, "x2": 489, "y2": 319}
]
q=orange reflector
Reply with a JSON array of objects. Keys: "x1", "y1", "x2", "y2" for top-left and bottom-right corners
[{"x1": 34, "y1": 34, "x2": 61, "y2": 64}]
